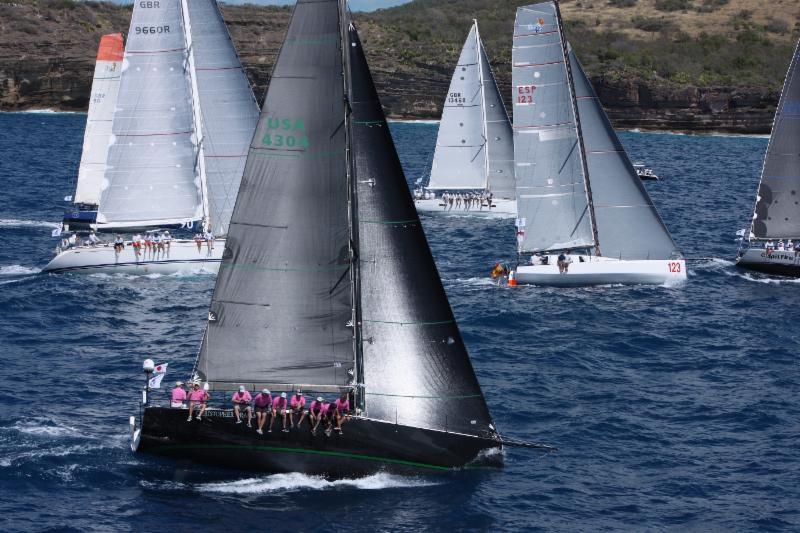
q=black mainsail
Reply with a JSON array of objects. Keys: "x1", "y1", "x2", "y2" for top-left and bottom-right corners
[{"x1": 136, "y1": 0, "x2": 504, "y2": 474}]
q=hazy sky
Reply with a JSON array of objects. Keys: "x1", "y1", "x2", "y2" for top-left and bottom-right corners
[{"x1": 111, "y1": 0, "x2": 412, "y2": 11}]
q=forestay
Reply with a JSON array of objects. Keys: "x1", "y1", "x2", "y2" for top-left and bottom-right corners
[
  {"x1": 74, "y1": 34, "x2": 123, "y2": 207},
  {"x1": 97, "y1": 0, "x2": 203, "y2": 229},
  {"x1": 197, "y1": 0, "x2": 353, "y2": 390},
  {"x1": 751, "y1": 38, "x2": 800, "y2": 240},
  {"x1": 186, "y1": 0, "x2": 260, "y2": 237},
  {"x1": 512, "y1": 3, "x2": 594, "y2": 252},
  {"x1": 347, "y1": 20, "x2": 495, "y2": 436},
  {"x1": 569, "y1": 47, "x2": 679, "y2": 260}
]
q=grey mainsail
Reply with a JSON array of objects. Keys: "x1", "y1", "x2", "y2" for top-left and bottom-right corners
[
  {"x1": 347, "y1": 19, "x2": 494, "y2": 435},
  {"x1": 195, "y1": 0, "x2": 495, "y2": 438},
  {"x1": 569, "y1": 47, "x2": 679, "y2": 260},
  {"x1": 74, "y1": 33, "x2": 124, "y2": 207},
  {"x1": 429, "y1": 22, "x2": 514, "y2": 198},
  {"x1": 512, "y1": 3, "x2": 594, "y2": 252},
  {"x1": 514, "y1": 2, "x2": 679, "y2": 259},
  {"x1": 197, "y1": 0, "x2": 353, "y2": 390},
  {"x1": 185, "y1": 0, "x2": 260, "y2": 237},
  {"x1": 751, "y1": 38, "x2": 800, "y2": 240},
  {"x1": 97, "y1": 0, "x2": 203, "y2": 229}
]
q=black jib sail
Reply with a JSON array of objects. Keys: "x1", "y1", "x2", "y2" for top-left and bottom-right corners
[
  {"x1": 751, "y1": 38, "x2": 800, "y2": 240},
  {"x1": 346, "y1": 23, "x2": 495, "y2": 436}
]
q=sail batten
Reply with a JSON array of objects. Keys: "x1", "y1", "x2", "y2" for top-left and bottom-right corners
[{"x1": 750, "y1": 38, "x2": 800, "y2": 240}]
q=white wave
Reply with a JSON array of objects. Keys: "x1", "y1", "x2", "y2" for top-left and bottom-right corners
[
  {"x1": 0, "y1": 265, "x2": 40, "y2": 276},
  {"x1": 736, "y1": 272, "x2": 800, "y2": 285},
  {"x1": 198, "y1": 472, "x2": 438, "y2": 494},
  {"x1": 0, "y1": 218, "x2": 60, "y2": 229},
  {"x1": 0, "y1": 442, "x2": 108, "y2": 468},
  {"x1": 6, "y1": 419, "x2": 82, "y2": 438},
  {"x1": 2, "y1": 109, "x2": 84, "y2": 115},
  {"x1": 448, "y1": 276, "x2": 497, "y2": 287}
]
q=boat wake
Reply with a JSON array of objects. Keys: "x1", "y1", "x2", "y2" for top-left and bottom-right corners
[
  {"x1": 197, "y1": 472, "x2": 439, "y2": 494},
  {"x1": 86, "y1": 269, "x2": 215, "y2": 281},
  {"x1": 0, "y1": 265, "x2": 41, "y2": 276},
  {"x1": 0, "y1": 218, "x2": 60, "y2": 229}
]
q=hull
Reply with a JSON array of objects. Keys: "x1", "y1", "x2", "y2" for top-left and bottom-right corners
[
  {"x1": 135, "y1": 406, "x2": 502, "y2": 477},
  {"x1": 736, "y1": 247, "x2": 800, "y2": 277},
  {"x1": 43, "y1": 239, "x2": 223, "y2": 274},
  {"x1": 415, "y1": 197, "x2": 517, "y2": 218},
  {"x1": 515, "y1": 256, "x2": 686, "y2": 287}
]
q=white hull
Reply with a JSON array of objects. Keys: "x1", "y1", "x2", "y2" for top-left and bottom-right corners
[
  {"x1": 43, "y1": 239, "x2": 223, "y2": 274},
  {"x1": 414, "y1": 197, "x2": 517, "y2": 218},
  {"x1": 514, "y1": 255, "x2": 686, "y2": 287},
  {"x1": 736, "y1": 247, "x2": 800, "y2": 276}
]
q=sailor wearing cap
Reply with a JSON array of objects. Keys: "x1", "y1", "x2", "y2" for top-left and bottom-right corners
[
  {"x1": 270, "y1": 392, "x2": 290, "y2": 433},
  {"x1": 289, "y1": 389, "x2": 306, "y2": 429},
  {"x1": 187, "y1": 381, "x2": 209, "y2": 422},
  {"x1": 309, "y1": 396, "x2": 325, "y2": 436},
  {"x1": 171, "y1": 381, "x2": 186, "y2": 408},
  {"x1": 231, "y1": 385, "x2": 253, "y2": 427},
  {"x1": 253, "y1": 388, "x2": 272, "y2": 435}
]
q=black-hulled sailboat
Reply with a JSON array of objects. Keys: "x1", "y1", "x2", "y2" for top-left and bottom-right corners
[
  {"x1": 131, "y1": 0, "x2": 508, "y2": 475},
  {"x1": 737, "y1": 38, "x2": 800, "y2": 276}
]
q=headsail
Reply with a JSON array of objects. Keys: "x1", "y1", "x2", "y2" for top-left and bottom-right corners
[
  {"x1": 347, "y1": 19, "x2": 495, "y2": 435},
  {"x1": 569, "y1": 46, "x2": 679, "y2": 260},
  {"x1": 74, "y1": 33, "x2": 124, "y2": 207},
  {"x1": 185, "y1": 0, "x2": 260, "y2": 237},
  {"x1": 429, "y1": 22, "x2": 514, "y2": 198},
  {"x1": 197, "y1": 0, "x2": 353, "y2": 391},
  {"x1": 97, "y1": 0, "x2": 203, "y2": 229},
  {"x1": 751, "y1": 38, "x2": 800, "y2": 240},
  {"x1": 512, "y1": 3, "x2": 594, "y2": 252}
]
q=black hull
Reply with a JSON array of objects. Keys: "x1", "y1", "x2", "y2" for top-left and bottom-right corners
[
  {"x1": 137, "y1": 407, "x2": 502, "y2": 477},
  {"x1": 736, "y1": 259, "x2": 800, "y2": 278}
]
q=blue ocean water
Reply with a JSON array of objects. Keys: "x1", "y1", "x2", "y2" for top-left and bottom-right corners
[{"x1": 0, "y1": 112, "x2": 798, "y2": 531}]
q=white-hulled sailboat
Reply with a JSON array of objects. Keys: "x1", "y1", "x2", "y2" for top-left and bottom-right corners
[
  {"x1": 62, "y1": 33, "x2": 124, "y2": 230},
  {"x1": 44, "y1": 0, "x2": 259, "y2": 275},
  {"x1": 509, "y1": 2, "x2": 685, "y2": 287},
  {"x1": 415, "y1": 20, "x2": 516, "y2": 218},
  {"x1": 736, "y1": 38, "x2": 800, "y2": 276}
]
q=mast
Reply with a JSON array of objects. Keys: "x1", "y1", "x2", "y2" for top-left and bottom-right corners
[
  {"x1": 554, "y1": 1, "x2": 600, "y2": 256},
  {"x1": 181, "y1": 0, "x2": 211, "y2": 232},
  {"x1": 474, "y1": 20, "x2": 491, "y2": 192},
  {"x1": 340, "y1": 0, "x2": 364, "y2": 411}
]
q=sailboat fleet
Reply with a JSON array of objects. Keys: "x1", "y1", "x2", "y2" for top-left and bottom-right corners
[{"x1": 23, "y1": 0, "x2": 797, "y2": 475}]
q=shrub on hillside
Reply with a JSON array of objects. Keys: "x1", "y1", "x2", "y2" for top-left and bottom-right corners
[
  {"x1": 632, "y1": 16, "x2": 672, "y2": 32},
  {"x1": 654, "y1": 0, "x2": 691, "y2": 12},
  {"x1": 608, "y1": 0, "x2": 637, "y2": 7},
  {"x1": 696, "y1": 0, "x2": 729, "y2": 13}
]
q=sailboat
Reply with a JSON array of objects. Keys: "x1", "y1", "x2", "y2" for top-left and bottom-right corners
[
  {"x1": 131, "y1": 0, "x2": 513, "y2": 475},
  {"x1": 415, "y1": 21, "x2": 516, "y2": 218},
  {"x1": 43, "y1": 0, "x2": 259, "y2": 275},
  {"x1": 509, "y1": 2, "x2": 686, "y2": 286},
  {"x1": 736, "y1": 38, "x2": 800, "y2": 276},
  {"x1": 62, "y1": 33, "x2": 124, "y2": 230}
]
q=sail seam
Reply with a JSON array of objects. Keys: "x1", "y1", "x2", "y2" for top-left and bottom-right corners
[
  {"x1": 360, "y1": 219, "x2": 418, "y2": 225},
  {"x1": 363, "y1": 319, "x2": 453, "y2": 326}
]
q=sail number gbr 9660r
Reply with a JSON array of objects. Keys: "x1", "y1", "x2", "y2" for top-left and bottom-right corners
[{"x1": 134, "y1": 25, "x2": 170, "y2": 35}]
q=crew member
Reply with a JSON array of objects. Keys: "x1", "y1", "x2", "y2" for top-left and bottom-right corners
[
  {"x1": 333, "y1": 392, "x2": 350, "y2": 434},
  {"x1": 289, "y1": 389, "x2": 306, "y2": 429},
  {"x1": 132, "y1": 233, "x2": 142, "y2": 258},
  {"x1": 270, "y1": 392, "x2": 289, "y2": 433},
  {"x1": 171, "y1": 381, "x2": 186, "y2": 408},
  {"x1": 194, "y1": 233, "x2": 204, "y2": 252},
  {"x1": 253, "y1": 388, "x2": 272, "y2": 435},
  {"x1": 309, "y1": 396, "x2": 325, "y2": 436},
  {"x1": 203, "y1": 229, "x2": 215, "y2": 252},
  {"x1": 231, "y1": 385, "x2": 253, "y2": 427},
  {"x1": 187, "y1": 382, "x2": 209, "y2": 421},
  {"x1": 162, "y1": 231, "x2": 172, "y2": 253},
  {"x1": 113, "y1": 235, "x2": 124, "y2": 254},
  {"x1": 87, "y1": 231, "x2": 100, "y2": 247}
]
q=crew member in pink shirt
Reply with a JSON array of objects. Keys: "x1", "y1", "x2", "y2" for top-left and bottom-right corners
[
  {"x1": 171, "y1": 381, "x2": 187, "y2": 408},
  {"x1": 289, "y1": 389, "x2": 306, "y2": 429},
  {"x1": 333, "y1": 392, "x2": 351, "y2": 434},
  {"x1": 231, "y1": 385, "x2": 253, "y2": 427},
  {"x1": 253, "y1": 388, "x2": 272, "y2": 435},
  {"x1": 187, "y1": 382, "x2": 209, "y2": 421},
  {"x1": 322, "y1": 401, "x2": 337, "y2": 436},
  {"x1": 309, "y1": 396, "x2": 325, "y2": 435},
  {"x1": 270, "y1": 392, "x2": 289, "y2": 433}
]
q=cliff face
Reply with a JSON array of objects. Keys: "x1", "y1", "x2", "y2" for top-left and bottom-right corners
[{"x1": 0, "y1": 1, "x2": 787, "y2": 133}]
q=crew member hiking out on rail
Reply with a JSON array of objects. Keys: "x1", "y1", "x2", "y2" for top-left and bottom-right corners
[
  {"x1": 289, "y1": 389, "x2": 306, "y2": 429},
  {"x1": 270, "y1": 392, "x2": 289, "y2": 433},
  {"x1": 187, "y1": 382, "x2": 209, "y2": 421},
  {"x1": 253, "y1": 388, "x2": 272, "y2": 435},
  {"x1": 171, "y1": 381, "x2": 186, "y2": 408},
  {"x1": 232, "y1": 385, "x2": 253, "y2": 427}
]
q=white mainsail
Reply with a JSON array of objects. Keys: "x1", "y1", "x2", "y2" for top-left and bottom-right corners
[
  {"x1": 73, "y1": 33, "x2": 123, "y2": 207},
  {"x1": 428, "y1": 21, "x2": 514, "y2": 197},
  {"x1": 96, "y1": 0, "x2": 256, "y2": 233}
]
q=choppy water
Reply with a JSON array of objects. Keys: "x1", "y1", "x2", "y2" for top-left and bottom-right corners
[{"x1": 0, "y1": 112, "x2": 798, "y2": 531}]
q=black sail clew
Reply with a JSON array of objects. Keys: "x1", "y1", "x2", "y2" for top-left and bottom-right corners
[
  {"x1": 346, "y1": 21, "x2": 496, "y2": 437},
  {"x1": 752, "y1": 38, "x2": 800, "y2": 239},
  {"x1": 196, "y1": 0, "x2": 353, "y2": 391}
]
